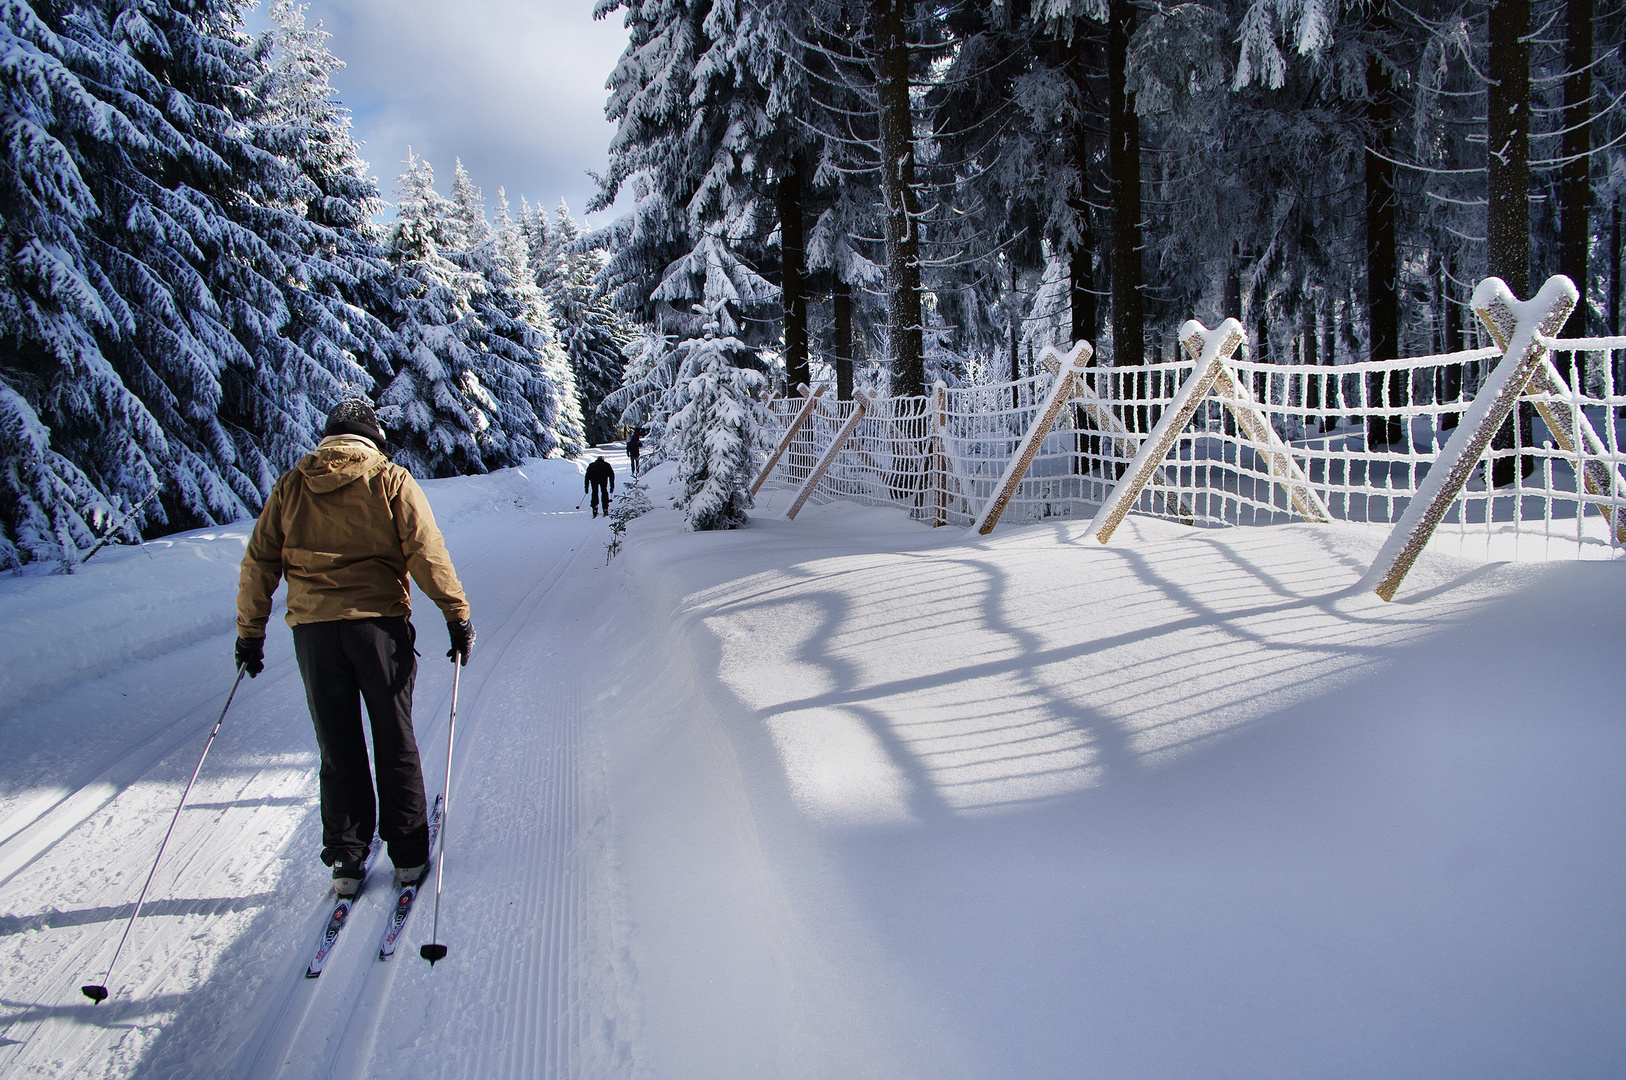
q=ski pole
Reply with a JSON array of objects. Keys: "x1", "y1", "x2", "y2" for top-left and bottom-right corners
[
  {"x1": 421, "y1": 659, "x2": 460, "y2": 965},
  {"x1": 82, "y1": 664, "x2": 248, "y2": 1003}
]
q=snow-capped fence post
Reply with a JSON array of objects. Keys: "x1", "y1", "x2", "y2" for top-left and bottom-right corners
[
  {"x1": 786, "y1": 392, "x2": 873, "y2": 520},
  {"x1": 931, "y1": 381, "x2": 949, "y2": 527},
  {"x1": 752, "y1": 383, "x2": 826, "y2": 496},
  {"x1": 1085, "y1": 320, "x2": 1329, "y2": 544},
  {"x1": 1363, "y1": 276, "x2": 1580, "y2": 601},
  {"x1": 973, "y1": 341, "x2": 1094, "y2": 535}
]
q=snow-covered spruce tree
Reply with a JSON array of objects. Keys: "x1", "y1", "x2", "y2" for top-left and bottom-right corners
[
  {"x1": 0, "y1": 1, "x2": 139, "y2": 566},
  {"x1": 445, "y1": 158, "x2": 491, "y2": 253},
  {"x1": 2, "y1": 0, "x2": 406, "y2": 565},
  {"x1": 65, "y1": 0, "x2": 384, "y2": 524},
  {"x1": 250, "y1": 0, "x2": 395, "y2": 461},
  {"x1": 377, "y1": 152, "x2": 489, "y2": 476},
  {"x1": 624, "y1": 233, "x2": 774, "y2": 529},
  {"x1": 383, "y1": 157, "x2": 584, "y2": 471},
  {"x1": 442, "y1": 177, "x2": 545, "y2": 466},
  {"x1": 591, "y1": 0, "x2": 796, "y2": 335},
  {"x1": 486, "y1": 189, "x2": 583, "y2": 458},
  {"x1": 543, "y1": 202, "x2": 631, "y2": 444},
  {"x1": 661, "y1": 309, "x2": 764, "y2": 529}
]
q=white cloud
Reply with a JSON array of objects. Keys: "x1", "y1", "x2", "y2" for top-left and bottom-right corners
[{"x1": 254, "y1": 0, "x2": 630, "y2": 225}]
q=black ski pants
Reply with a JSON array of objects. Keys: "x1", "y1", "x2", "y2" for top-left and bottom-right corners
[
  {"x1": 292, "y1": 616, "x2": 429, "y2": 869},
  {"x1": 590, "y1": 480, "x2": 612, "y2": 515}
]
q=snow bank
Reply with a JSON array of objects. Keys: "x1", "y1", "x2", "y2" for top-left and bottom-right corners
[{"x1": 599, "y1": 481, "x2": 1626, "y2": 1079}]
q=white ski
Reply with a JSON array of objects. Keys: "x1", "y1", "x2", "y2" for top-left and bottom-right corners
[
  {"x1": 305, "y1": 835, "x2": 382, "y2": 978},
  {"x1": 378, "y1": 795, "x2": 445, "y2": 960}
]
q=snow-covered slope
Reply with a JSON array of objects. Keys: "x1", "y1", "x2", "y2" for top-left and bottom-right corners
[{"x1": 1, "y1": 453, "x2": 1622, "y2": 1079}]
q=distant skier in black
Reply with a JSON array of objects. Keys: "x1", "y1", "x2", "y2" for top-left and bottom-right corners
[
  {"x1": 626, "y1": 430, "x2": 642, "y2": 477},
  {"x1": 586, "y1": 456, "x2": 615, "y2": 517}
]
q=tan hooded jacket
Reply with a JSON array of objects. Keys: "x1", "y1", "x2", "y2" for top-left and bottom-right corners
[{"x1": 236, "y1": 436, "x2": 471, "y2": 637}]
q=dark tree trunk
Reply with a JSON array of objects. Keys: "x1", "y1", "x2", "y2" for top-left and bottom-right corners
[
  {"x1": 833, "y1": 276, "x2": 854, "y2": 401},
  {"x1": 1009, "y1": 261, "x2": 1021, "y2": 409},
  {"x1": 1255, "y1": 306, "x2": 1270, "y2": 402},
  {"x1": 1612, "y1": 201, "x2": 1622, "y2": 337},
  {"x1": 1304, "y1": 302, "x2": 1320, "y2": 414},
  {"x1": 778, "y1": 161, "x2": 809, "y2": 391},
  {"x1": 1322, "y1": 295, "x2": 1339, "y2": 430},
  {"x1": 1611, "y1": 201, "x2": 1621, "y2": 396},
  {"x1": 1107, "y1": 0, "x2": 1142, "y2": 371},
  {"x1": 1558, "y1": 0, "x2": 1594, "y2": 343},
  {"x1": 1225, "y1": 244, "x2": 1243, "y2": 321},
  {"x1": 1487, "y1": 0, "x2": 1531, "y2": 293},
  {"x1": 870, "y1": 0, "x2": 925, "y2": 397},
  {"x1": 1365, "y1": 22, "x2": 1404, "y2": 449},
  {"x1": 1070, "y1": 246, "x2": 1096, "y2": 348},
  {"x1": 1067, "y1": 23, "x2": 1097, "y2": 349},
  {"x1": 1442, "y1": 253, "x2": 1463, "y2": 429},
  {"x1": 1488, "y1": 0, "x2": 1533, "y2": 485}
]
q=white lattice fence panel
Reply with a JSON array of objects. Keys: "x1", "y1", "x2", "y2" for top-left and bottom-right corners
[
  {"x1": 1078, "y1": 343, "x2": 1626, "y2": 561},
  {"x1": 757, "y1": 321, "x2": 1626, "y2": 563}
]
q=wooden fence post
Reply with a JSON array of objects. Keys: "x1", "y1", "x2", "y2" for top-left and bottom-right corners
[
  {"x1": 931, "y1": 381, "x2": 949, "y2": 526},
  {"x1": 1362, "y1": 275, "x2": 1578, "y2": 600},
  {"x1": 1085, "y1": 320, "x2": 1244, "y2": 543},
  {"x1": 752, "y1": 384, "x2": 826, "y2": 496},
  {"x1": 1207, "y1": 364, "x2": 1331, "y2": 524},
  {"x1": 786, "y1": 393, "x2": 872, "y2": 521},
  {"x1": 1084, "y1": 319, "x2": 1330, "y2": 544},
  {"x1": 1525, "y1": 360, "x2": 1626, "y2": 544},
  {"x1": 973, "y1": 341, "x2": 1094, "y2": 535}
]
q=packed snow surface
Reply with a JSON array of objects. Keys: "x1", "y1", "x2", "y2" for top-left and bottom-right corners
[{"x1": 1, "y1": 447, "x2": 1623, "y2": 1078}]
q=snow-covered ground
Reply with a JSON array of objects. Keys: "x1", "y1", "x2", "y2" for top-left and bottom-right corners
[{"x1": 2, "y1": 447, "x2": 1623, "y2": 1079}]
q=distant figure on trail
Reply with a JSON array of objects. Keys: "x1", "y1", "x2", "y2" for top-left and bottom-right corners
[
  {"x1": 586, "y1": 456, "x2": 615, "y2": 518},
  {"x1": 626, "y1": 430, "x2": 642, "y2": 477},
  {"x1": 235, "y1": 398, "x2": 475, "y2": 898}
]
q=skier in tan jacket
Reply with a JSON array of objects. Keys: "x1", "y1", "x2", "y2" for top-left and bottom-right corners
[{"x1": 235, "y1": 399, "x2": 475, "y2": 896}]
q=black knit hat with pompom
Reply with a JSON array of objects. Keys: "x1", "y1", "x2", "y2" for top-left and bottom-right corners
[{"x1": 324, "y1": 398, "x2": 387, "y2": 451}]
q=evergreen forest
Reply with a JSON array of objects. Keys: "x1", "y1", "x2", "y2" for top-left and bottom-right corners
[
  {"x1": 5, "y1": 0, "x2": 1625, "y2": 556},
  {"x1": 592, "y1": 0, "x2": 1626, "y2": 523},
  {"x1": 0, "y1": 0, "x2": 629, "y2": 567}
]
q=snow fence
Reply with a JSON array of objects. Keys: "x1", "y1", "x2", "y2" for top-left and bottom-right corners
[{"x1": 757, "y1": 276, "x2": 1626, "y2": 597}]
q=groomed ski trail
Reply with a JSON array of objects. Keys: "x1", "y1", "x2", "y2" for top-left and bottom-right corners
[
  {"x1": 0, "y1": 455, "x2": 627, "y2": 1080},
  {"x1": 249, "y1": 491, "x2": 620, "y2": 1080}
]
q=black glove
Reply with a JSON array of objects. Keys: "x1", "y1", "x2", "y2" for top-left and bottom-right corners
[
  {"x1": 235, "y1": 636, "x2": 265, "y2": 677},
  {"x1": 447, "y1": 619, "x2": 475, "y2": 666}
]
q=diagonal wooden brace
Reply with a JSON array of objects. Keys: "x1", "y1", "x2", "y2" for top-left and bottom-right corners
[
  {"x1": 1208, "y1": 365, "x2": 1332, "y2": 524},
  {"x1": 1525, "y1": 359, "x2": 1626, "y2": 545},
  {"x1": 1085, "y1": 319, "x2": 1244, "y2": 543},
  {"x1": 974, "y1": 341, "x2": 1094, "y2": 535},
  {"x1": 786, "y1": 392, "x2": 872, "y2": 521},
  {"x1": 1362, "y1": 275, "x2": 1579, "y2": 601},
  {"x1": 752, "y1": 383, "x2": 826, "y2": 495}
]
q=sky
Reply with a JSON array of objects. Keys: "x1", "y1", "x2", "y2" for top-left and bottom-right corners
[{"x1": 245, "y1": 0, "x2": 631, "y2": 230}]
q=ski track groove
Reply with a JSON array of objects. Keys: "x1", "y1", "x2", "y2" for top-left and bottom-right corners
[
  {"x1": 0, "y1": 467, "x2": 612, "y2": 1080},
  {"x1": 442, "y1": 558, "x2": 585, "y2": 1079},
  {"x1": 254, "y1": 506, "x2": 598, "y2": 1080},
  {"x1": 0, "y1": 661, "x2": 308, "y2": 889}
]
